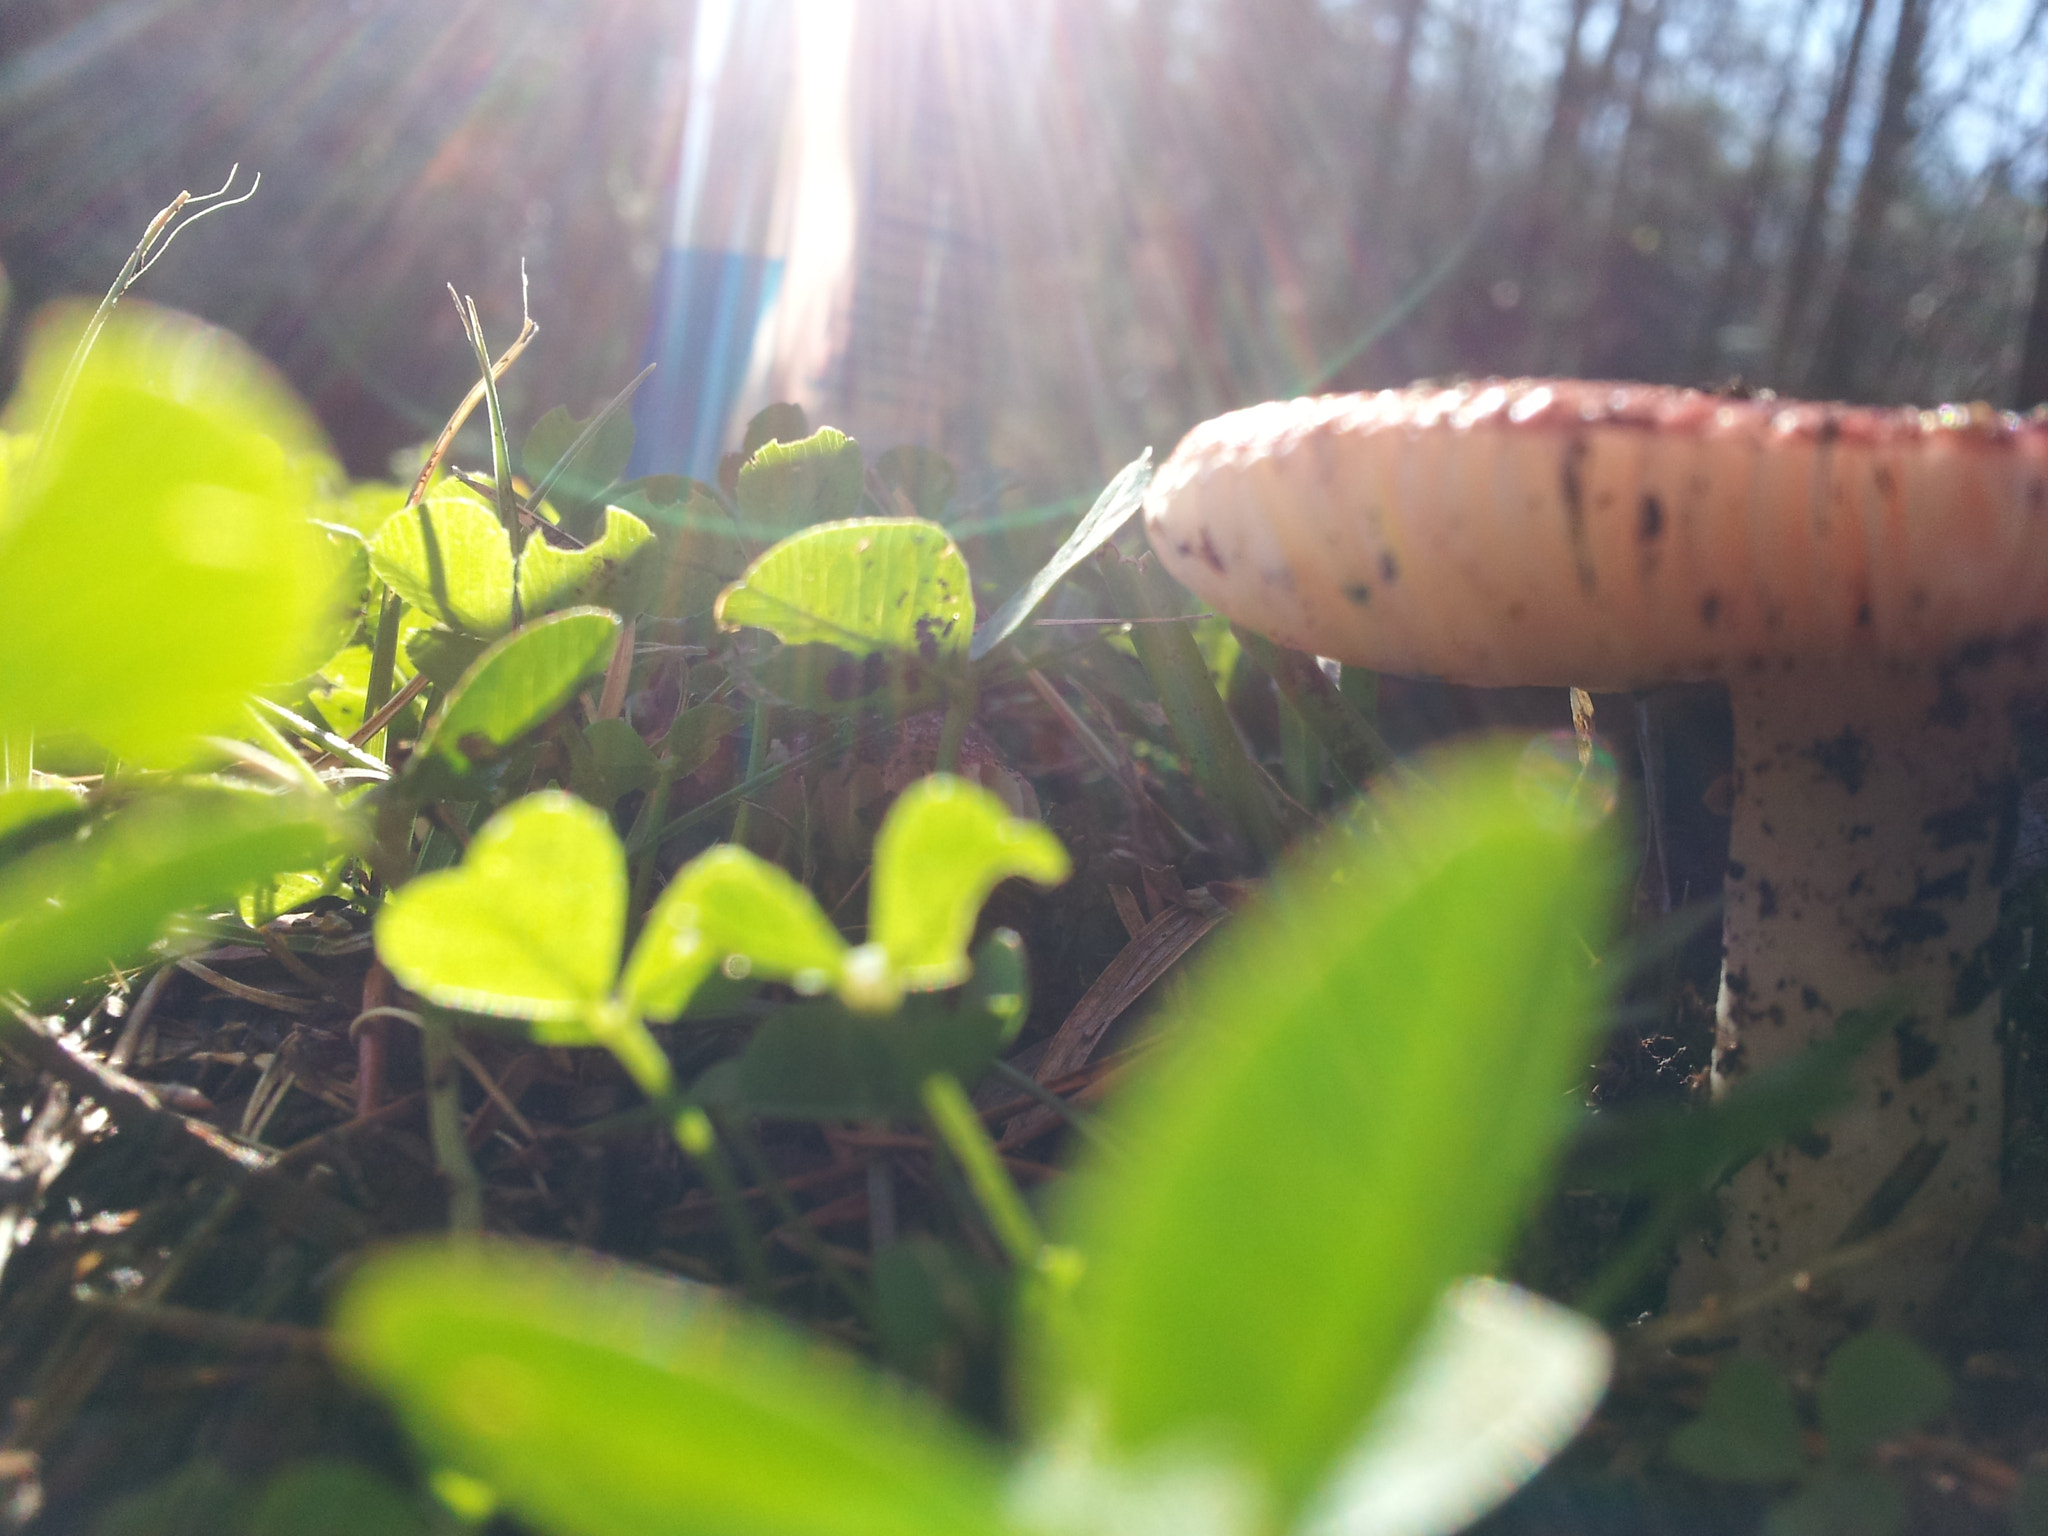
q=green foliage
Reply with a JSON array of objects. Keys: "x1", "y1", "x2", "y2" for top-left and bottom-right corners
[
  {"x1": 1764, "y1": 1471, "x2": 1906, "y2": 1536},
  {"x1": 737, "y1": 426, "x2": 865, "y2": 532},
  {"x1": 522, "y1": 402, "x2": 634, "y2": 532},
  {"x1": 0, "y1": 784, "x2": 85, "y2": 847},
  {"x1": 662, "y1": 701, "x2": 743, "y2": 774},
  {"x1": 0, "y1": 307, "x2": 348, "y2": 764},
  {"x1": 870, "y1": 776, "x2": 1070, "y2": 991},
  {"x1": 371, "y1": 485, "x2": 516, "y2": 635},
  {"x1": 376, "y1": 774, "x2": 1067, "y2": 1100},
  {"x1": 1668, "y1": 1358, "x2": 1809, "y2": 1484},
  {"x1": 1816, "y1": 1330, "x2": 1950, "y2": 1464},
  {"x1": 610, "y1": 475, "x2": 750, "y2": 622},
  {"x1": 237, "y1": 850, "x2": 350, "y2": 927},
  {"x1": 368, "y1": 489, "x2": 653, "y2": 638},
  {"x1": 0, "y1": 783, "x2": 345, "y2": 1006},
  {"x1": 375, "y1": 791, "x2": 624, "y2": 1030},
  {"x1": 625, "y1": 844, "x2": 849, "y2": 1014},
  {"x1": 95, "y1": 1458, "x2": 251, "y2": 1536},
  {"x1": 740, "y1": 401, "x2": 812, "y2": 464},
  {"x1": 1296, "y1": 1280, "x2": 1612, "y2": 1536},
  {"x1": 334, "y1": 1242, "x2": 1013, "y2": 1536},
  {"x1": 247, "y1": 1460, "x2": 436, "y2": 1536},
  {"x1": 314, "y1": 479, "x2": 409, "y2": 540},
  {"x1": 410, "y1": 608, "x2": 620, "y2": 780},
  {"x1": 717, "y1": 518, "x2": 972, "y2": 663},
  {"x1": 517, "y1": 506, "x2": 656, "y2": 618},
  {"x1": 1669, "y1": 1329, "x2": 1952, "y2": 1535},
  {"x1": 1028, "y1": 746, "x2": 1618, "y2": 1517},
  {"x1": 340, "y1": 745, "x2": 1619, "y2": 1536},
  {"x1": 569, "y1": 716, "x2": 660, "y2": 808},
  {"x1": 0, "y1": 311, "x2": 1651, "y2": 1536},
  {"x1": 971, "y1": 451, "x2": 1151, "y2": 662},
  {"x1": 722, "y1": 931, "x2": 1031, "y2": 1119}
]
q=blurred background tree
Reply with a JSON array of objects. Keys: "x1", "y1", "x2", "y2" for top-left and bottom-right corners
[{"x1": 0, "y1": 0, "x2": 2043, "y2": 499}]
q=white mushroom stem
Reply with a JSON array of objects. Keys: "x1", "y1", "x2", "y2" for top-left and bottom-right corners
[{"x1": 1673, "y1": 647, "x2": 2038, "y2": 1357}]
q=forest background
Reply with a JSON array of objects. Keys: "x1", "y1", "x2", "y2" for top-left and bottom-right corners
[{"x1": 0, "y1": 0, "x2": 2043, "y2": 515}]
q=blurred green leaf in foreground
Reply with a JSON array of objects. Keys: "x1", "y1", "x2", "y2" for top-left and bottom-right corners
[
  {"x1": 0, "y1": 301, "x2": 349, "y2": 765},
  {"x1": 337, "y1": 742, "x2": 1619, "y2": 1536}
]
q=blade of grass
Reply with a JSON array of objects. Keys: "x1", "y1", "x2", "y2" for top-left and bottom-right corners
[
  {"x1": 362, "y1": 591, "x2": 407, "y2": 760},
  {"x1": 450, "y1": 287, "x2": 520, "y2": 548},
  {"x1": 1233, "y1": 626, "x2": 1396, "y2": 790},
  {"x1": 921, "y1": 1072, "x2": 1042, "y2": 1269},
  {"x1": 404, "y1": 309, "x2": 539, "y2": 514},
  {"x1": 1099, "y1": 551, "x2": 1284, "y2": 862},
  {"x1": 36, "y1": 167, "x2": 259, "y2": 451},
  {"x1": 717, "y1": 1111, "x2": 875, "y2": 1327},
  {"x1": 638, "y1": 719, "x2": 871, "y2": 856},
  {"x1": 524, "y1": 362, "x2": 657, "y2": 514},
  {"x1": 419, "y1": 1011, "x2": 483, "y2": 1233}
]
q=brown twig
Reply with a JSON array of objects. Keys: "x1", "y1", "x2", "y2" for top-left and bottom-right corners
[{"x1": 355, "y1": 963, "x2": 394, "y2": 1117}]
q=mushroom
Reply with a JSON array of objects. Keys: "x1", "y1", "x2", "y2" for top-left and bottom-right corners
[{"x1": 1142, "y1": 380, "x2": 2048, "y2": 1359}]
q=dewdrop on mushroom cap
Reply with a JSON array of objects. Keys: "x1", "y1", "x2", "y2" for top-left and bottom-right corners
[{"x1": 1144, "y1": 378, "x2": 2048, "y2": 1361}]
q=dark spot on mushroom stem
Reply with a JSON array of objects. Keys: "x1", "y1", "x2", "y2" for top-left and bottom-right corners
[
  {"x1": 1804, "y1": 728, "x2": 1872, "y2": 795},
  {"x1": 1725, "y1": 966, "x2": 1751, "y2": 997},
  {"x1": 1893, "y1": 1019, "x2": 1941, "y2": 1083},
  {"x1": 1928, "y1": 686, "x2": 1971, "y2": 729},
  {"x1": 1727, "y1": 859, "x2": 1746, "y2": 880},
  {"x1": 1856, "y1": 602, "x2": 1873, "y2": 628},
  {"x1": 1756, "y1": 880, "x2": 1779, "y2": 918},
  {"x1": 1638, "y1": 493, "x2": 1664, "y2": 542},
  {"x1": 1196, "y1": 529, "x2": 1227, "y2": 574},
  {"x1": 1559, "y1": 435, "x2": 1596, "y2": 593},
  {"x1": 1790, "y1": 1131, "x2": 1832, "y2": 1160},
  {"x1": 1343, "y1": 582, "x2": 1371, "y2": 606},
  {"x1": 1847, "y1": 824, "x2": 1874, "y2": 842},
  {"x1": 1922, "y1": 777, "x2": 2018, "y2": 855},
  {"x1": 1951, "y1": 929, "x2": 2012, "y2": 1016},
  {"x1": 1801, "y1": 986, "x2": 1825, "y2": 1012},
  {"x1": 1700, "y1": 593, "x2": 1722, "y2": 629},
  {"x1": 1836, "y1": 1137, "x2": 1946, "y2": 1245},
  {"x1": 1880, "y1": 904, "x2": 1951, "y2": 951},
  {"x1": 1379, "y1": 551, "x2": 1399, "y2": 583},
  {"x1": 1912, "y1": 865, "x2": 1971, "y2": 905},
  {"x1": 1951, "y1": 636, "x2": 2001, "y2": 673}
]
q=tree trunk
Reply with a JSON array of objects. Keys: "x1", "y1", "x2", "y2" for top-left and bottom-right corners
[
  {"x1": 1362, "y1": 0, "x2": 1429, "y2": 214},
  {"x1": 2018, "y1": 177, "x2": 2048, "y2": 409},
  {"x1": 1514, "y1": 0, "x2": 1612, "y2": 370},
  {"x1": 1554, "y1": 0, "x2": 1670, "y2": 372},
  {"x1": 1770, "y1": 0, "x2": 1881, "y2": 382},
  {"x1": 1806, "y1": 0, "x2": 1935, "y2": 400},
  {"x1": 1686, "y1": 0, "x2": 1820, "y2": 380}
]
